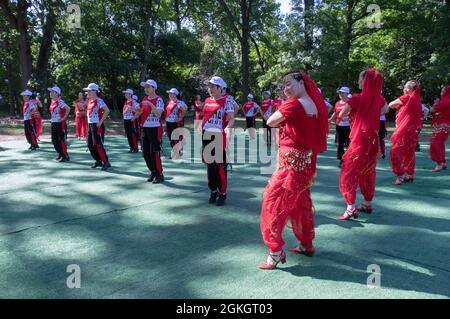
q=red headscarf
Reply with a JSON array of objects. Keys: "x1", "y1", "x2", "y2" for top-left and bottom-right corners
[
  {"x1": 348, "y1": 68, "x2": 385, "y2": 143},
  {"x1": 432, "y1": 85, "x2": 450, "y2": 125},
  {"x1": 395, "y1": 81, "x2": 422, "y2": 130},
  {"x1": 300, "y1": 72, "x2": 329, "y2": 153}
]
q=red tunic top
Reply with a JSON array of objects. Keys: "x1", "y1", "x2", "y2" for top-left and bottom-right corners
[{"x1": 278, "y1": 98, "x2": 323, "y2": 154}]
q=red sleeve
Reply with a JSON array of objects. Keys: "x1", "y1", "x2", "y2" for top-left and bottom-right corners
[
  {"x1": 279, "y1": 99, "x2": 301, "y2": 120},
  {"x1": 399, "y1": 94, "x2": 410, "y2": 106},
  {"x1": 347, "y1": 94, "x2": 361, "y2": 110}
]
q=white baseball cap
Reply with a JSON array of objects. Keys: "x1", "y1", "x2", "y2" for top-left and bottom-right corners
[
  {"x1": 83, "y1": 83, "x2": 100, "y2": 92},
  {"x1": 20, "y1": 90, "x2": 33, "y2": 96},
  {"x1": 206, "y1": 76, "x2": 227, "y2": 88},
  {"x1": 338, "y1": 86, "x2": 350, "y2": 94},
  {"x1": 48, "y1": 86, "x2": 61, "y2": 95},
  {"x1": 248, "y1": 94, "x2": 254, "y2": 99},
  {"x1": 263, "y1": 91, "x2": 271, "y2": 96},
  {"x1": 122, "y1": 88, "x2": 134, "y2": 95},
  {"x1": 166, "y1": 88, "x2": 179, "y2": 95},
  {"x1": 140, "y1": 79, "x2": 157, "y2": 89},
  {"x1": 132, "y1": 95, "x2": 138, "y2": 101}
]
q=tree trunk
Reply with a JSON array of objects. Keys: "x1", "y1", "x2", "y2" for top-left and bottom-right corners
[
  {"x1": 240, "y1": 0, "x2": 251, "y2": 99},
  {"x1": 342, "y1": 0, "x2": 354, "y2": 86},
  {"x1": 34, "y1": 3, "x2": 58, "y2": 90},
  {"x1": 304, "y1": 0, "x2": 314, "y2": 71},
  {"x1": 140, "y1": 0, "x2": 161, "y2": 82},
  {"x1": 174, "y1": 0, "x2": 181, "y2": 31}
]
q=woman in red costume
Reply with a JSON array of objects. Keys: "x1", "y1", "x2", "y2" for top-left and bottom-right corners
[
  {"x1": 259, "y1": 71, "x2": 328, "y2": 270},
  {"x1": 75, "y1": 92, "x2": 88, "y2": 139},
  {"x1": 337, "y1": 69, "x2": 388, "y2": 220},
  {"x1": 389, "y1": 80, "x2": 422, "y2": 185},
  {"x1": 429, "y1": 85, "x2": 450, "y2": 172}
]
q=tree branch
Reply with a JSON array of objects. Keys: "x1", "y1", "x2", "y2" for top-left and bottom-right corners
[{"x1": 217, "y1": 0, "x2": 242, "y2": 42}]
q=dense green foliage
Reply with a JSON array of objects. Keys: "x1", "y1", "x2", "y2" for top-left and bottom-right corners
[{"x1": 0, "y1": 0, "x2": 449, "y2": 115}]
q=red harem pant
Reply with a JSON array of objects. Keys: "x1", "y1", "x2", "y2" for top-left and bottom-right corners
[
  {"x1": 261, "y1": 147, "x2": 316, "y2": 252},
  {"x1": 390, "y1": 126, "x2": 419, "y2": 176},
  {"x1": 76, "y1": 115, "x2": 88, "y2": 138},
  {"x1": 340, "y1": 131, "x2": 379, "y2": 205},
  {"x1": 33, "y1": 115, "x2": 43, "y2": 138},
  {"x1": 429, "y1": 125, "x2": 450, "y2": 164}
]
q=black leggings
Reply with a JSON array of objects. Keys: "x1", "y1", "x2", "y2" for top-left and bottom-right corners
[{"x1": 336, "y1": 125, "x2": 351, "y2": 160}]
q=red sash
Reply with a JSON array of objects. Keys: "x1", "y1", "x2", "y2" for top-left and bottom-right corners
[
  {"x1": 243, "y1": 102, "x2": 254, "y2": 116},
  {"x1": 140, "y1": 96, "x2": 162, "y2": 126},
  {"x1": 165, "y1": 100, "x2": 178, "y2": 120},
  {"x1": 23, "y1": 102, "x2": 29, "y2": 116},
  {"x1": 194, "y1": 101, "x2": 203, "y2": 113},
  {"x1": 261, "y1": 100, "x2": 272, "y2": 115},
  {"x1": 202, "y1": 96, "x2": 227, "y2": 128},
  {"x1": 123, "y1": 100, "x2": 132, "y2": 115}
]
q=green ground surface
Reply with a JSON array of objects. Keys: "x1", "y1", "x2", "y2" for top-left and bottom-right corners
[{"x1": 0, "y1": 128, "x2": 449, "y2": 299}]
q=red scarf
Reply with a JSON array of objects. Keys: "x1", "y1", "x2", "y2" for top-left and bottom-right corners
[
  {"x1": 202, "y1": 96, "x2": 227, "y2": 128},
  {"x1": 300, "y1": 72, "x2": 329, "y2": 153},
  {"x1": 349, "y1": 69, "x2": 384, "y2": 144},
  {"x1": 432, "y1": 86, "x2": 450, "y2": 125},
  {"x1": 395, "y1": 85, "x2": 422, "y2": 131}
]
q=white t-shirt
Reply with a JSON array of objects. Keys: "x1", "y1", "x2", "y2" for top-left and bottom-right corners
[
  {"x1": 166, "y1": 100, "x2": 188, "y2": 123},
  {"x1": 244, "y1": 102, "x2": 260, "y2": 117},
  {"x1": 87, "y1": 98, "x2": 106, "y2": 124},
  {"x1": 23, "y1": 101, "x2": 37, "y2": 121},
  {"x1": 203, "y1": 97, "x2": 235, "y2": 132},
  {"x1": 123, "y1": 100, "x2": 140, "y2": 120},
  {"x1": 50, "y1": 99, "x2": 68, "y2": 123},
  {"x1": 142, "y1": 96, "x2": 165, "y2": 128}
]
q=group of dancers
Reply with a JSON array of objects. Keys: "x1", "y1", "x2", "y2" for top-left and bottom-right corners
[
  {"x1": 18, "y1": 70, "x2": 450, "y2": 269},
  {"x1": 258, "y1": 70, "x2": 449, "y2": 270}
]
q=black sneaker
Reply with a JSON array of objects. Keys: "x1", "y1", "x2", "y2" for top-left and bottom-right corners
[
  {"x1": 91, "y1": 161, "x2": 102, "y2": 168},
  {"x1": 147, "y1": 172, "x2": 156, "y2": 182},
  {"x1": 152, "y1": 174, "x2": 164, "y2": 184},
  {"x1": 128, "y1": 149, "x2": 134, "y2": 153},
  {"x1": 209, "y1": 192, "x2": 218, "y2": 204},
  {"x1": 382, "y1": 154, "x2": 386, "y2": 159},
  {"x1": 101, "y1": 162, "x2": 111, "y2": 171},
  {"x1": 59, "y1": 156, "x2": 70, "y2": 162},
  {"x1": 216, "y1": 194, "x2": 226, "y2": 206},
  {"x1": 133, "y1": 149, "x2": 139, "y2": 153},
  {"x1": 56, "y1": 155, "x2": 62, "y2": 161},
  {"x1": 29, "y1": 145, "x2": 33, "y2": 150}
]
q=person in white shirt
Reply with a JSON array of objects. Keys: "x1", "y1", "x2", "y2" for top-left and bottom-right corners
[
  {"x1": 416, "y1": 104, "x2": 430, "y2": 152},
  {"x1": 122, "y1": 89, "x2": 141, "y2": 153},
  {"x1": 328, "y1": 86, "x2": 352, "y2": 166},
  {"x1": 48, "y1": 86, "x2": 71, "y2": 162},
  {"x1": 165, "y1": 88, "x2": 188, "y2": 158},
  {"x1": 202, "y1": 76, "x2": 235, "y2": 206},
  {"x1": 242, "y1": 94, "x2": 259, "y2": 140},
  {"x1": 83, "y1": 83, "x2": 111, "y2": 171},
  {"x1": 21, "y1": 90, "x2": 39, "y2": 150}
]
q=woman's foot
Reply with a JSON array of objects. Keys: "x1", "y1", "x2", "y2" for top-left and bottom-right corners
[
  {"x1": 259, "y1": 251, "x2": 286, "y2": 270},
  {"x1": 289, "y1": 244, "x2": 315, "y2": 257},
  {"x1": 338, "y1": 207, "x2": 359, "y2": 221},
  {"x1": 432, "y1": 163, "x2": 447, "y2": 172},
  {"x1": 360, "y1": 203, "x2": 373, "y2": 214},
  {"x1": 392, "y1": 177, "x2": 404, "y2": 185},
  {"x1": 404, "y1": 175, "x2": 415, "y2": 183}
]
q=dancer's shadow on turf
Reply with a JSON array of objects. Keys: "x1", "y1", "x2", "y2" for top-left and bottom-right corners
[
  {"x1": 278, "y1": 251, "x2": 450, "y2": 297},
  {"x1": 316, "y1": 214, "x2": 367, "y2": 229}
]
